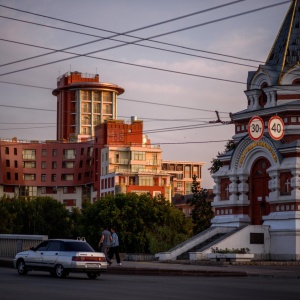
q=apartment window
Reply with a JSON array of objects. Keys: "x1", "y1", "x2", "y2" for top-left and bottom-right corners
[
  {"x1": 177, "y1": 182, "x2": 183, "y2": 188},
  {"x1": 63, "y1": 199, "x2": 76, "y2": 207},
  {"x1": 14, "y1": 148, "x2": 17, "y2": 155},
  {"x1": 103, "y1": 91, "x2": 113, "y2": 102},
  {"x1": 81, "y1": 90, "x2": 91, "y2": 101},
  {"x1": 14, "y1": 161, "x2": 18, "y2": 168},
  {"x1": 185, "y1": 182, "x2": 192, "y2": 193},
  {"x1": 63, "y1": 149, "x2": 76, "y2": 159},
  {"x1": 129, "y1": 176, "x2": 136, "y2": 185},
  {"x1": 52, "y1": 161, "x2": 57, "y2": 169},
  {"x1": 184, "y1": 166, "x2": 191, "y2": 178},
  {"x1": 23, "y1": 161, "x2": 36, "y2": 168},
  {"x1": 6, "y1": 172, "x2": 11, "y2": 180},
  {"x1": 79, "y1": 160, "x2": 83, "y2": 168},
  {"x1": 23, "y1": 174, "x2": 36, "y2": 181},
  {"x1": 131, "y1": 165, "x2": 144, "y2": 172},
  {"x1": 81, "y1": 148, "x2": 84, "y2": 155},
  {"x1": 61, "y1": 174, "x2": 74, "y2": 181},
  {"x1": 52, "y1": 149, "x2": 57, "y2": 157},
  {"x1": 88, "y1": 147, "x2": 93, "y2": 157},
  {"x1": 22, "y1": 149, "x2": 36, "y2": 160},
  {"x1": 93, "y1": 92, "x2": 101, "y2": 101},
  {"x1": 93, "y1": 103, "x2": 100, "y2": 113},
  {"x1": 6, "y1": 160, "x2": 10, "y2": 167},
  {"x1": 193, "y1": 166, "x2": 199, "y2": 176},
  {"x1": 41, "y1": 161, "x2": 46, "y2": 169},
  {"x1": 42, "y1": 149, "x2": 47, "y2": 157},
  {"x1": 41, "y1": 187, "x2": 46, "y2": 194},
  {"x1": 5, "y1": 147, "x2": 9, "y2": 154},
  {"x1": 41, "y1": 174, "x2": 46, "y2": 182},
  {"x1": 132, "y1": 151, "x2": 145, "y2": 161},
  {"x1": 78, "y1": 173, "x2": 82, "y2": 180},
  {"x1": 62, "y1": 161, "x2": 75, "y2": 168},
  {"x1": 51, "y1": 174, "x2": 56, "y2": 182},
  {"x1": 139, "y1": 176, "x2": 154, "y2": 186},
  {"x1": 20, "y1": 186, "x2": 37, "y2": 197},
  {"x1": 15, "y1": 173, "x2": 18, "y2": 180}
]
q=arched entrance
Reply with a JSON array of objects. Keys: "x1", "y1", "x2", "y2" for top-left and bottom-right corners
[{"x1": 249, "y1": 157, "x2": 271, "y2": 225}]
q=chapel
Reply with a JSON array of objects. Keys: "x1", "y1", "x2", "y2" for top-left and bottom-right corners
[{"x1": 211, "y1": 0, "x2": 300, "y2": 260}]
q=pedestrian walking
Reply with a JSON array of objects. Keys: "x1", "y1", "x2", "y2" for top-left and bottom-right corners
[
  {"x1": 98, "y1": 226, "x2": 112, "y2": 265},
  {"x1": 108, "y1": 227, "x2": 121, "y2": 265}
]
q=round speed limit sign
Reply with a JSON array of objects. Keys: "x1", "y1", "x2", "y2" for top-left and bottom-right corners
[
  {"x1": 268, "y1": 116, "x2": 284, "y2": 140},
  {"x1": 248, "y1": 116, "x2": 264, "y2": 140}
]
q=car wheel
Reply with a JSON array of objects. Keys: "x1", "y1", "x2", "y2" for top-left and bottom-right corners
[
  {"x1": 55, "y1": 264, "x2": 67, "y2": 278},
  {"x1": 87, "y1": 273, "x2": 98, "y2": 279},
  {"x1": 17, "y1": 259, "x2": 28, "y2": 275}
]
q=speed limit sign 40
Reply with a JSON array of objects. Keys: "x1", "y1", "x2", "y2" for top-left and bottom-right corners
[
  {"x1": 248, "y1": 116, "x2": 264, "y2": 140},
  {"x1": 268, "y1": 116, "x2": 284, "y2": 140}
]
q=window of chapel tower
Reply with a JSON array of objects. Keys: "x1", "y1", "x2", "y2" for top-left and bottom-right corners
[{"x1": 259, "y1": 82, "x2": 268, "y2": 107}]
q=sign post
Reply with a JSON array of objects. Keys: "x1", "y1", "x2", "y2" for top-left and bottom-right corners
[
  {"x1": 248, "y1": 116, "x2": 264, "y2": 140},
  {"x1": 268, "y1": 116, "x2": 284, "y2": 140}
]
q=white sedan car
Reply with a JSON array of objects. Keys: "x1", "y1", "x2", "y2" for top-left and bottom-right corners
[{"x1": 13, "y1": 239, "x2": 108, "y2": 279}]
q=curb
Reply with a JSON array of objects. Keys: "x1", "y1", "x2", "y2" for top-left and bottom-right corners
[
  {"x1": 107, "y1": 267, "x2": 247, "y2": 277},
  {"x1": 0, "y1": 258, "x2": 247, "y2": 277}
]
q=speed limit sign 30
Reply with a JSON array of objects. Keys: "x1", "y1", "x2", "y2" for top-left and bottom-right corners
[
  {"x1": 268, "y1": 116, "x2": 284, "y2": 140},
  {"x1": 248, "y1": 116, "x2": 264, "y2": 140}
]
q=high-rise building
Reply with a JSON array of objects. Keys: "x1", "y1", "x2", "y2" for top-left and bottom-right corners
[{"x1": 52, "y1": 71, "x2": 124, "y2": 141}]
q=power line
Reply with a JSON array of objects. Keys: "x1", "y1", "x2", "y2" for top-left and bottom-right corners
[
  {"x1": 0, "y1": 37, "x2": 258, "y2": 69},
  {"x1": 0, "y1": 81, "x2": 232, "y2": 115},
  {"x1": 0, "y1": 1, "x2": 290, "y2": 77},
  {"x1": 0, "y1": 1, "x2": 253, "y2": 66}
]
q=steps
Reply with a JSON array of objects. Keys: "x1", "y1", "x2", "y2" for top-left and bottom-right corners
[{"x1": 176, "y1": 233, "x2": 226, "y2": 260}]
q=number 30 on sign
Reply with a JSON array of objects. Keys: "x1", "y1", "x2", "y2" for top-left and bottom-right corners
[
  {"x1": 248, "y1": 116, "x2": 264, "y2": 140},
  {"x1": 268, "y1": 116, "x2": 284, "y2": 140}
]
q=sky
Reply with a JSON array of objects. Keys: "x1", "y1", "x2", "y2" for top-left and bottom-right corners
[{"x1": 0, "y1": 0, "x2": 292, "y2": 188}]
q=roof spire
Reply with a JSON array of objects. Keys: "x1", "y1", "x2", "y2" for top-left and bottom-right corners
[{"x1": 266, "y1": 0, "x2": 300, "y2": 81}]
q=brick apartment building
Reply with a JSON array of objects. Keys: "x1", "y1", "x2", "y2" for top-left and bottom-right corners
[{"x1": 0, "y1": 71, "x2": 204, "y2": 209}]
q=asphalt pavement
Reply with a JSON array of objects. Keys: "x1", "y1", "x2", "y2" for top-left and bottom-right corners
[{"x1": 2, "y1": 257, "x2": 300, "y2": 278}]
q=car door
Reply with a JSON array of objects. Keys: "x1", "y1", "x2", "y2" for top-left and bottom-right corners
[
  {"x1": 42, "y1": 241, "x2": 62, "y2": 268},
  {"x1": 25, "y1": 241, "x2": 49, "y2": 268}
]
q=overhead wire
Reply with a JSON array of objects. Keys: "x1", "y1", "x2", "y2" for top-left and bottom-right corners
[
  {"x1": 0, "y1": 1, "x2": 291, "y2": 78},
  {"x1": 0, "y1": 1, "x2": 254, "y2": 66},
  {"x1": 0, "y1": 1, "x2": 291, "y2": 142}
]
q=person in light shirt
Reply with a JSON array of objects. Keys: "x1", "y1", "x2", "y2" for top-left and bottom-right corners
[{"x1": 108, "y1": 227, "x2": 121, "y2": 266}]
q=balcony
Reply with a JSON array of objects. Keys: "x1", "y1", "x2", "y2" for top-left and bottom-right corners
[
  {"x1": 147, "y1": 160, "x2": 161, "y2": 166},
  {"x1": 109, "y1": 158, "x2": 129, "y2": 165},
  {"x1": 22, "y1": 154, "x2": 36, "y2": 160},
  {"x1": 63, "y1": 154, "x2": 76, "y2": 160}
]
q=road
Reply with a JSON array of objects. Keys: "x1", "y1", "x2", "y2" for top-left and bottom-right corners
[{"x1": 1, "y1": 267, "x2": 300, "y2": 300}]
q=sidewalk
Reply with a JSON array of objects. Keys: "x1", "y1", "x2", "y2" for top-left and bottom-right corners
[{"x1": 3, "y1": 257, "x2": 300, "y2": 278}]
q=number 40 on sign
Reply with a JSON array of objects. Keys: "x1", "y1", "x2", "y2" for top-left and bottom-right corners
[{"x1": 268, "y1": 116, "x2": 284, "y2": 141}]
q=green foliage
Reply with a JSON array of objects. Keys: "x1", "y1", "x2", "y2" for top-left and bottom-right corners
[
  {"x1": 208, "y1": 140, "x2": 237, "y2": 174},
  {"x1": 0, "y1": 196, "x2": 71, "y2": 238},
  {"x1": 211, "y1": 247, "x2": 250, "y2": 254},
  {"x1": 187, "y1": 175, "x2": 214, "y2": 234},
  {"x1": 0, "y1": 193, "x2": 193, "y2": 254}
]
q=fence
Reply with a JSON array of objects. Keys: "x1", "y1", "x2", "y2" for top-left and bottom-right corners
[{"x1": 0, "y1": 234, "x2": 48, "y2": 257}]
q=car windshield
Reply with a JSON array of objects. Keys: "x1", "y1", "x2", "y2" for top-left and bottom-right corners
[{"x1": 64, "y1": 241, "x2": 95, "y2": 252}]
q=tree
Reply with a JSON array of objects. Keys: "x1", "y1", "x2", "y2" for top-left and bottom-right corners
[
  {"x1": 209, "y1": 140, "x2": 237, "y2": 174},
  {"x1": 79, "y1": 193, "x2": 192, "y2": 253},
  {"x1": 187, "y1": 175, "x2": 214, "y2": 234}
]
